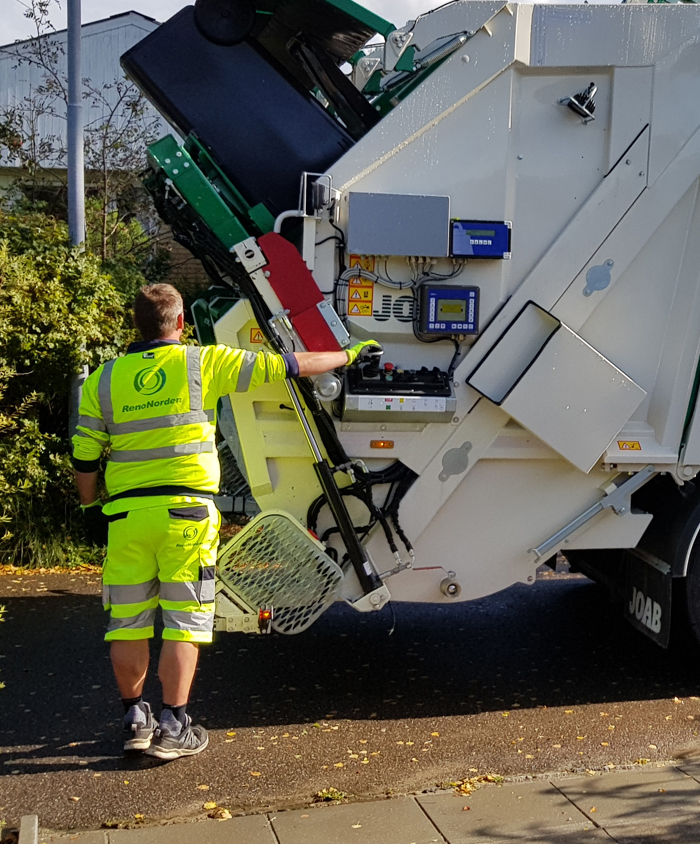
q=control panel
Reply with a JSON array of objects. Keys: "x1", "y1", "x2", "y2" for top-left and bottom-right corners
[
  {"x1": 450, "y1": 220, "x2": 511, "y2": 259},
  {"x1": 342, "y1": 361, "x2": 456, "y2": 422},
  {"x1": 419, "y1": 284, "x2": 479, "y2": 336}
]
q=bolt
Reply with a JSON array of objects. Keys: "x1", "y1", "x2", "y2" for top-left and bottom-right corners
[
  {"x1": 244, "y1": 249, "x2": 255, "y2": 259},
  {"x1": 461, "y1": 55, "x2": 470, "y2": 64},
  {"x1": 176, "y1": 151, "x2": 182, "y2": 157},
  {"x1": 452, "y1": 416, "x2": 459, "y2": 424},
  {"x1": 172, "y1": 168, "x2": 178, "y2": 175},
  {"x1": 331, "y1": 320, "x2": 337, "y2": 326},
  {"x1": 683, "y1": 466, "x2": 694, "y2": 477},
  {"x1": 639, "y1": 171, "x2": 645, "y2": 177},
  {"x1": 527, "y1": 575, "x2": 533, "y2": 583},
  {"x1": 517, "y1": 155, "x2": 523, "y2": 160},
  {"x1": 264, "y1": 270, "x2": 271, "y2": 277},
  {"x1": 164, "y1": 158, "x2": 171, "y2": 164},
  {"x1": 626, "y1": 159, "x2": 631, "y2": 165}
]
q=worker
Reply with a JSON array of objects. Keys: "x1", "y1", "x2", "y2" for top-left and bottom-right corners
[{"x1": 72, "y1": 283, "x2": 380, "y2": 760}]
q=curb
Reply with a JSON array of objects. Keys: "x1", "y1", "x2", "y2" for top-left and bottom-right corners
[{"x1": 18, "y1": 816, "x2": 38, "y2": 844}]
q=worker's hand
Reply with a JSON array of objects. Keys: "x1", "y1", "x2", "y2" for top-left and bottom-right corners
[
  {"x1": 345, "y1": 340, "x2": 383, "y2": 366},
  {"x1": 81, "y1": 500, "x2": 108, "y2": 547}
]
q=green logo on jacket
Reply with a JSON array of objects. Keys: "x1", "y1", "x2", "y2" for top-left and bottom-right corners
[{"x1": 133, "y1": 366, "x2": 167, "y2": 396}]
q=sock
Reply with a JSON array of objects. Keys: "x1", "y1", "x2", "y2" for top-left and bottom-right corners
[
  {"x1": 122, "y1": 695, "x2": 144, "y2": 714},
  {"x1": 162, "y1": 703, "x2": 187, "y2": 727}
]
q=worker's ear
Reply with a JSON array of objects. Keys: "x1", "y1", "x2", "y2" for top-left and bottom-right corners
[{"x1": 177, "y1": 312, "x2": 185, "y2": 330}]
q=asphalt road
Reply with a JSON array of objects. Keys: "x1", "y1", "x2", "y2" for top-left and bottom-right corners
[{"x1": 1, "y1": 569, "x2": 700, "y2": 833}]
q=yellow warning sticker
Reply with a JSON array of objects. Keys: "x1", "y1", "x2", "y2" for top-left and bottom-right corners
[
  {"x1": 349, "y1": 254, "x2": 376, "y2": 273},
  {"x1": 348, "y1": 277, "x2": 373, "y2": 317},
  {"x1": 250, "y1": 327, "x2": 264, "y2": 344},
  {"x1": 617, "y1": 440, "x2": 641, "y2": 451}
]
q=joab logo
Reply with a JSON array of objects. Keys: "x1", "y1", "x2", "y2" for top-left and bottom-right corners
[
  {"x1": 133, "y1": 366, "x2": 167, "y2": 396},
  {"x1": 183, "y1": 526, "x2": 200, "y2": 541}
]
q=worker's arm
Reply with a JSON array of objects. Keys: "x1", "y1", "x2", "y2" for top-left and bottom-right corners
[
  {"x1": 294, "y1": 350, "x2": 351, "y2": 376},
  {"x1": 74, "y1": 470, "x2": 99, "y2": 506},
  {"x1": 209, "y1": 340, "x2": 382, "y2": 394},
  {"x1": 71, "y1": 367, "x2": 108, "y2": 497}
]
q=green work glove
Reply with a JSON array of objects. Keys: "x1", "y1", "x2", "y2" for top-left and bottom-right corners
[
  {"x1": 81, "y1": 500, "x2": 109, "y2": 547},
  {"x1": 345, "y1": 340, "x2": 383, "y2": 366}
]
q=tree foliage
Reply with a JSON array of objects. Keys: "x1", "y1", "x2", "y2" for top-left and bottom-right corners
[{"x1": 0, "y1": 210, "x2": 134, "y2": 566}]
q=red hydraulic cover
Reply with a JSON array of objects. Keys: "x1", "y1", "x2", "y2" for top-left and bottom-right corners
[{"x1": 258, "y1": 232, "x2": 340, "y2": 352}]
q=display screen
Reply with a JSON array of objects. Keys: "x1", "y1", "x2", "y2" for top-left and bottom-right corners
[
  {"x1": 437, "y1": 299, "x2": 466, "y2": 320},
  {"x1": 464, "y1": 229, "x2": 496, "y2": 237}
]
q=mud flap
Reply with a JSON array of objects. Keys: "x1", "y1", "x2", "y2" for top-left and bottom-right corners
[{"x1": 623, "y1": 549, "x2": 672, "y2": 648}]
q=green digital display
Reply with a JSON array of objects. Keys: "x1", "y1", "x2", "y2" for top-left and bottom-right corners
[
  {"x1": 437, "y1": 299, "x2": 467, "y2": 320},
  {"x1": 465, "y1": 229, "x2": 496, "y2": 237}
]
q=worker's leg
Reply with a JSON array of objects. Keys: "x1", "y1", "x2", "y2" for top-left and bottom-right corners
[
  {"x1": 158, "y1": 640, "x2": 199, "y2": 705},
  {"x1": 111, "y1": 639, "x2": 150, "y2": 698},
  {"x1": 146, "y1": 499, "x2": 220, "y2": 760},
  {"x1": 102, "y1": 509, "x2": 160, "y2": 752}
]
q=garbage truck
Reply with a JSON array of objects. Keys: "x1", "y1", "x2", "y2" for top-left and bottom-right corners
[{"x1": 121, "y1": 0, "x2": 700, "y2": 647}]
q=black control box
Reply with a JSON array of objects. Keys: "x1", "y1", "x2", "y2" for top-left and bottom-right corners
[{"x1": 346, "y1": 364, "x2": 451, "y2": 397}]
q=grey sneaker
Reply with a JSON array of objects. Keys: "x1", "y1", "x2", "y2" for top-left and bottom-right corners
[
  {"x1": 145, "y1": 710, "x2": 209, "y2": 761},
  {"x1": 123, "y1": 702, "x2": 158, "y2": 752}
]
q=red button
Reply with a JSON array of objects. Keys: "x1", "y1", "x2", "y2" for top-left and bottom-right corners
[{"x1": 384, "y1": 362, "x2": 395, "y2": 371}]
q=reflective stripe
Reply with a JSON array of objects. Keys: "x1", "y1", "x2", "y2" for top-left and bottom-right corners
[
  {"x1": 160, "y1": 581, "x2": 198, "y2": 604},
  {"x1": 187, "y1": 346, "x2": 203, "y2": 410},
  {"x1": 162, "y1": 608, "x2": 214, "y2": 633},
  {"x1": 105, "y1": 580, "x2": 159, "y2": 606},
  {"x1": 109, "y1": 442, "x2": 215, "y2": 463},
  {"x1": 98, "y1": 360, "x2": 116, "y2": 427},
  {"x1": 78, "y1": 415, "x2": 107, "y2": 433},
  {"x1": 107, "y1": 409, "x2": 214, "y2": 435},
  {"x1": 235, "y1": 351, "x2": 259, "y2": 393},
  {"x1": 75, "y1": 430, "x2": 94, "y2": 439},
  {"x1": 106, "y1": 608, "x2": 156, "y2": 634}
]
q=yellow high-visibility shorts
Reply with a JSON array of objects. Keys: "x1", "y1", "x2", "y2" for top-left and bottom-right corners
[{"x1": 102, "y1": 499, "x2": 220, "y2": 643}]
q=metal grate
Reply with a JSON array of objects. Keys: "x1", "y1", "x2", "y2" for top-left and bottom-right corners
[{"x1": 217, "y1": 510, "x2": 344, "y2": 635}]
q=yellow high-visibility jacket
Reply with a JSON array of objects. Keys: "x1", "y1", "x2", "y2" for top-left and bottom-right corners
[{"x1": 72, "y1": 341, "x2": 291, "y2": 510}]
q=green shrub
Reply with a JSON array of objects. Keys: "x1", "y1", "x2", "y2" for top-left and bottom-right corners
[{"x1": 0, "y1": 210, "x2": 134, "y2": 566}]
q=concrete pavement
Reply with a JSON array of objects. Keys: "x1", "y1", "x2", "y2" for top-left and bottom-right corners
[{"x1": 27, "y1": 762, "x2": 700, "y2": 843}]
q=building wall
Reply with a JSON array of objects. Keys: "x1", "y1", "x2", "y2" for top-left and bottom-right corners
[{"x1": 0, "y1": 12, "x2": 171, "y2": 167}]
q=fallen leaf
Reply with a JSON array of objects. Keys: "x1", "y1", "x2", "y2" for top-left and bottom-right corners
[
  {"x1": 197, "y1": 784, "x2": 210, "y2": 790},
  {"x1": 411, "y1": 757, "x2": 418, "y2": 762},
  {"x1": 462, "y1": 806, "x2": 471, "y2": 811},
  {"x1": 359, "y1": 740, "x2": 368, "y2": 744},
  {"x1": 203, "y1": 802, "x2": 217, "y2": 810},
  {"x1": 133, "y1": 814, "x2": 144, "y2": 821},
  {"x1": 209, "y1": 807, "x2": 232, "y2": 820},
  {"x1": 431, "y1": 732, "x2": 440, "y2": 737},
  {"x1": 601, "y1": 742, "x2": 609, "y2": 747},
  {"x1": 123, "y1": 781, "x2": 129, "y2": 785},
  {"x1": 406, "y1": 741, "x2": 414, "y2": 746},
  {"x1": 360, "y1": 758, "x2": 369, "y2": 764},
  {"x1": 224, "y1": 739, "x2": 234, "y2": 743},
  {"x1": 250, "y1": 771, "x2": 262, "y2": 777},
  {"x1": 590, "y1": 807, "x2": 597, "y2": 813},
  {"x1": 348, "y1": 754, "x2": 359, "y2": 759},
  {"x1": 659, "y1": 788, "x2": 666, "y2": 794},
  {"x1": 351, "y1": 824, "x2": 362, "y2": 829},
  {"x1": 69, "y1": 796, "x2": 80, "y2": 802},
  {"x1": 226, "y1": 731, "x2": 236, "y2": 737},
  {"x1": 334, "y1": 762, "x2": 344, "y2": 768},
  {"x1": 648, "y1": 744, "x2": 657, "y2": 750},
  {"x1": 565, "y1": 710, "x2": 574, "y2": 714},
  {"x1": 577, "y1": 736, "x2": 586, "y2": 741},
  {"x1": 525, "y1": 754, "x2": 534, "y2": 759},
  {"x1": 552, "y1": 744, "x2": 561, "y2": 748},
  {"x1": 674, "y1": 697, "x2": 683, "y2": 704},
  {"x1": 301, "y1": 814, "x2": 309, "y2": 818}
]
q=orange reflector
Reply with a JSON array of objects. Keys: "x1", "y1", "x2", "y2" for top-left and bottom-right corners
[
  {"x1": 370, "y1": 440, "x2": 395, "y2": 449},
  {"x1": 259, "y1": 609, "x2": 272, "y2": 620}
]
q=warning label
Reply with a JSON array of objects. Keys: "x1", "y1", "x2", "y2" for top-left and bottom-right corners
[
  {"x1": 617, "y1": 440, "x2": 642, "y2": 451},
  {"x1": 348, "y1": 278, "x2": 373, "y2": 317},
  {"x1": 250, "y1": 327, "x2": 264, "y2": 344},
  {"x1": 349, "y1": 254, "x2": 376, "y2": 273}
]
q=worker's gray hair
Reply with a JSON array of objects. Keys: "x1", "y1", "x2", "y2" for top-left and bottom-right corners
[{"x1": 133, "y1": 283, "x2": 183, "y2": 341}]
